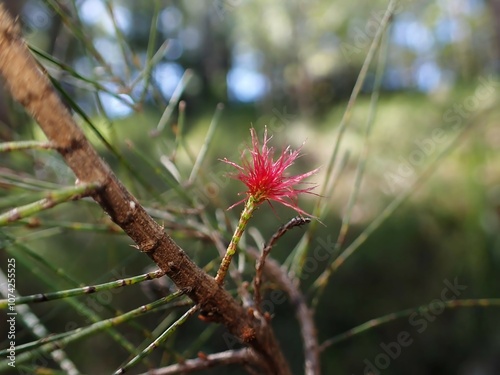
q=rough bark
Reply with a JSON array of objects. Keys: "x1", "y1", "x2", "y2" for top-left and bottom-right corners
[{"x1": 0, "y1": 6, "x2": 291, "y2": 375}]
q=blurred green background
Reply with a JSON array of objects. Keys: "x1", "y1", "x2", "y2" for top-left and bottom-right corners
[{"x1": 0, "y1": 0, "x2": 500, "y2": 374}]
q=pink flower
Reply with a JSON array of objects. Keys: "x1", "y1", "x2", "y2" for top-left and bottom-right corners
[{"x1": 221, "y1": 127, "x2": 318, "y2": 216}]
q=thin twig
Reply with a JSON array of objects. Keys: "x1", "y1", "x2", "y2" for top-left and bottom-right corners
[
  {"x1": 114, "y1": 305, "x2": 199, "y2": 374},
  {"x1": 0, "y1": 270, "x2": 165, "y2": 308},
  {"x1": 0, "y1": 268, "x2": 80, "y2": 375},
  {"x1": 311, "y1": 17, "x2": 391, "y2": 309},
  {"x1": 247, "y1": 244, "x2": 320, "y2": 375},
  {"x1": 254, "y1": 217, "x2": 311, "y2": 309},
  {"x1": 189, "y1": 103, "x2": 224, "y2": 184},
  {"x1": 136, "y1": 348, "x2": 261, "y2": 375},
  {"x1": 0, "y1": 231, "x2": 148, "y2": 366},
  {"x1": 0, "y1": 140, "x2": 55, "y2": 152},
  {"x1": 319, "y1": 298, "x2": 500, "y2": 352},
  {"x1": 291, "y1": 0, "x2": 399, "y2": 277},
  {"x1": 311, "y1": 106, "x2": 488, "y2": 297},
  {"x1": 153, "y1": 69, "x2": 194, "y2": 135},
  {"x1": 0, "y1": 291, "x2": 187, "y2": 363},
  {"x1": 0, "y1": 182, "x2": 101, "y2": 226}
]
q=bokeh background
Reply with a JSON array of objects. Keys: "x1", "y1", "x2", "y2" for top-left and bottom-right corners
[{"x1": 1, "y1": 0, "x2": 500, "y2": 374}]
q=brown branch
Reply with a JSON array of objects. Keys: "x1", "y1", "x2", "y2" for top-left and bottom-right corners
[
  {"x1": 136, "y1": 348, "x2": 261, "y2": 375},
  {"x1": 247, "y1": 245, "x2": 321, "y2": 375},
  {"x1": 253, "y1": 216, "x2": 311, "y2": 309},
  {"x1": 0, "y1": 6, "x2": 290, "y2": 375}
]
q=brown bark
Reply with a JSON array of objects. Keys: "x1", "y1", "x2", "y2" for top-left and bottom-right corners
[{"x1": 0, "y1": 6, "x2": 291, "y2": 375}]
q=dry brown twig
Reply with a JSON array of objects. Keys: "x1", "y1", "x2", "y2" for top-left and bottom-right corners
[
  {"x1": 258, "y1": 252, "x2": 320, "y2": 375},
  {"x1": 248, "y1": 239, "x2": 321, "y2": 375},
  {"x1": 253, "y1": 216, "x2": 311, "y2": 309},
  {"x1": 0, "y1": 6, "x2": 291, "y2": 375},
  {"x1": 136, "y1": 348, "x2": 261, "y2": 375}
]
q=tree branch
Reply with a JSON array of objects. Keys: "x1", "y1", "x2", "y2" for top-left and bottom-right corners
[
  {"x1": 137, "y1": 348, "x2": 261, "y2": 375},
  {"x1": 0, "y1": 6, "x2": 290, "y2": 375},
  {"x1": 253, "y1": 217, "x2": 311, "y2": 310},
  {"x1": 248, "y1": 245, "x2": 321, "y2": 375}
]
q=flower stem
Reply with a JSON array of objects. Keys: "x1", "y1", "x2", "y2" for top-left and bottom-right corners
[{"x1": 215, "y1": 197, "x2": 256, "y2": 284}]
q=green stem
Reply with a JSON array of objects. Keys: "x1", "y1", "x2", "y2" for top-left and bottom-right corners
[
  {"x1": 0, "y1": 268, "x2": 79, "y2": 374},
  {"x1": 320, "y1": 298, "x2": 500, "y2": 351},
  {"x1": 114, "y1": 305, "x2": 198, "y2": 375},
  {"x1": 0, "y1": 140, "x2": 55, "y2": 152},
  {"x1": 0, "y1": 270, "x2": 165, "y2": 308},
  {"x1": 0, "y1": 291, "x2": 186, "y2": 370},
  {"x1": 154, "y1": 69, "x2": 194, "y2": 135},
  {"x1": 0, "y1": 182, "x2": 101, "y2": 226},
  {"x1": 0, "y1": 230, "x2": 141, "y2": 361},
  {"x1": 14, "y1": 218, "x2": 122, "y2": 233},
  {"x1": 311, "y1": 25, "x2": 390, "y2": 309},
  {"x1": 290, "y1": 0, "x2": 398, "y2": 277},
  {"x1": 215, "y1": 197, "x2": 256, "y2": 284},
  {"x1": 189, "y1": 103, "x2": 224, "y2": 184},
  {"x1": 311, "y1": 106, "x2": 480, "y2": 295}
]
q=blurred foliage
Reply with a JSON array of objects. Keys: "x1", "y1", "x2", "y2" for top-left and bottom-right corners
[{"x1": 0, "y1": 0, "x2": 500, "y2": 374}]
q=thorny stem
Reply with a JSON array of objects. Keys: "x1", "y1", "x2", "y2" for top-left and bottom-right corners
[{"x1": 215, "y1": 197, "x2": 256, "y2": 284}]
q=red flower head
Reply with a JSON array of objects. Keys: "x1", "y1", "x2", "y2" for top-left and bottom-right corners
[{"x1": 222, "y1": 127, "x2": 318, "y2": 216}]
